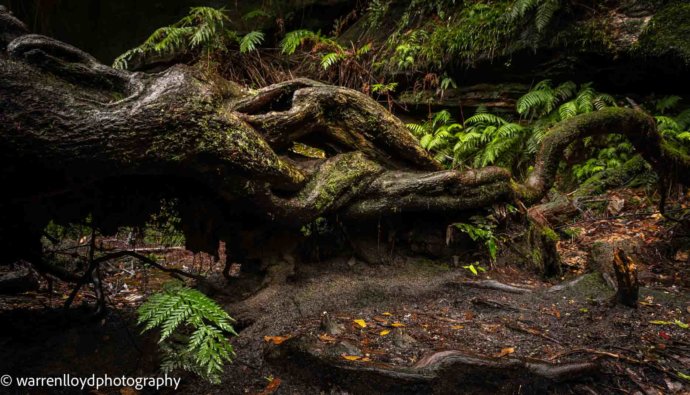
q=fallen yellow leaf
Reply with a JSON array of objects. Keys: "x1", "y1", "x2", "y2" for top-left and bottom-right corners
[
  {"x1": 379, "y1": 329, "x2": 391, "y2": 336},
  {"x1": 264, "y1": 335, "x2": 290, "y2": 345},
  {"x1": 361, "y1": 357, "x2": 371, "y2": 362},
  {"x1": 353, "y1": 319, "x2": 367, "y2": 328},
  {"x1": 496, "y1": 347, "x2": 515, "y2": 358},
  {"x1": 342, "y1": 355, "x2": 361, "y2": 361},
  {"x1": 390, "y1": 322, "x2": 406, "y2": 327},
  {"x1": 451, "y1": 325, "x2": 464, "y2": 330},
  {"x1": 382, "y1": 312, "x2": 393, "y2": 316},
  {"x1": 318, "y1": 334, "x2": 336, "y2": 342}
]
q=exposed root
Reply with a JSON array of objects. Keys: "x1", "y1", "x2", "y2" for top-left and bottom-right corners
[
  {"x1": 458, "y1": 279, "x2": 533, "y2": 294},
  {"x1": 265, "y1": 335, "x2": 598, "y2": 394}
]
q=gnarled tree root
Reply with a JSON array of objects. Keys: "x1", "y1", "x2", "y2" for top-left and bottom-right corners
[{"x1": 265, "y1": 335, "x2": 598, "y2": 394}]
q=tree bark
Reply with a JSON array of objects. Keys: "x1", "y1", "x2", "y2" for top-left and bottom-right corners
[{"x1": 1, "y1": 9, "x2": 689, "y2": 271}]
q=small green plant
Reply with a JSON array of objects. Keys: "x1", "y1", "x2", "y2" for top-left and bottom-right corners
[
  {"x1": 654, "y1": 96, "x2": 690, "y2": 148},
  {"x1": 239, "y1": 31, "x2": 265, "y2": 53},
  {"x1": 462, "y1": 262, "x2": 487, "y2": 276},
  {"x1": 138, "y1": 281, "x2": 237, "y2": 383},
  {"x1": 452, "y1": 216, "x2": 499, "y2": 262}
]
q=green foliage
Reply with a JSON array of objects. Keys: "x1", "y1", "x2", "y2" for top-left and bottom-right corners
[
  {"x1": 114, "y1": 7, "x2": 230, "y2": 69},
  {"x1": 239, "y1": 31, "x2": 265, "y2": 53},
  {"x1": 462, "y1": 262, "x2": 487, "y2": 276},
  {"x1": 113, "y1": 7, "x2": 272, "y2": 69},
  {"x1": 516, "y1": 80, "x2": 614, "y2": 119},
  {"x1": 571, "y1": 137, "x2": 634, "y2": 182},
  {"x1": 510, "y1": 0, "x2": 562, "y2": 32},
  {"x1": 371, "y1": 82, "x2": 398, "y2": 94},
  {"x1": 280, "y1": 30, "x2": 322, "y2": 55},
  {"x1": 453, "y1": 216, "x2": 499, "y2": 261},
  {"x1": 138, "y1": 282, "x2": 237, "y2": 384},
  {"x1": 409, "y1": 80, "x2": 624, "y2": 182},
  {"x1": 654, "y1": 98, "x2": 690, "y2": 150}
]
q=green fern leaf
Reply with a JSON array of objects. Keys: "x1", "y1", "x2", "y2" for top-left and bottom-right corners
[{"x1": 240, "y1": 31, "x2": 264, "y2": 53}]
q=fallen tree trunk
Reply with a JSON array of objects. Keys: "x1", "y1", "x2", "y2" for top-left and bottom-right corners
[{"x1": 1, "y1": 9, "x2": 689, "y2": 274}]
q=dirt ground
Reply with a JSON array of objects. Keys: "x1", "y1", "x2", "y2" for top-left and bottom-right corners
[{"x1": 1, "y1": 188, "x2": 689, "y2": 394}]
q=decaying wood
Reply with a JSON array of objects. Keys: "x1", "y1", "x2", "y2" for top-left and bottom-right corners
[{"x1": 612, "y1": 248, "x2": 639, "y2": 307}]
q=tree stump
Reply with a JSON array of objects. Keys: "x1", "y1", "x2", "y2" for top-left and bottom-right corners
[{"x1": 612, "y1": 248, "x2": 639, "y2": 307}]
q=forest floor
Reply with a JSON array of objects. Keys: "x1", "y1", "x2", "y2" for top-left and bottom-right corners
[{"x1": 1, "y1": 188, "x2": 689, "y2": 394}]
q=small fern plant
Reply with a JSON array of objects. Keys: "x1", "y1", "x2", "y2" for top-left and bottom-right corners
[
  {"x1": 510, "y1": 0, "x2": 562, "y2": 34},
  {"x1": 114, "y1": 7, "x2": 264, "y2": 69},
  {"x1": 458, "y1": 108, "x2": 526, "y2": 168},
  {"x1": 137, "y1": 281, "x2": 237, "y2": 384},
  {"x1": 654, "y1": 95, "x2": 690, "y2": 144}
]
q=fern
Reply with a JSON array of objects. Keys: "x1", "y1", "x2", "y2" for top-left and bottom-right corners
[
  {"x1": 242, "y1": 9, "x2": 271, "y2": 21},
  {"x1": 113, "y1": 7, "x2": 231, "y2": 69},
  {"x1": 656, "y1": 95, "x2": 682, "y2": 114},
  {"x1": 510, "y1": 0, "x2": 562, "y2": 32},
  {"x1": 240, "y1": 31, "x2": 264, "y2": 53},
  {"x1": 138, "y1": 282, "x2": 237, "y2": 384},
  {"x1": 321, "y1": 52, "x2": 346, "y2": 69},
  {"x1": 517, "y1": 89, "x2": 556, "y2": 118},
  {"x1": 280, "y1": 29, "x2": 319, "y2": 54}
]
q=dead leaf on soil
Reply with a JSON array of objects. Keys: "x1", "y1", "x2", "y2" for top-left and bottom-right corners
[
  {"x1": 264, "y1": 335, "x2": 290, "y2": 345},
  {"x1": 390, "y1": 322, "x2": 405, "y2": 327},
  {"x1": 451, "y1": 325, "x2": 464, "y2": 330},
  {"x1": 258, "y1": 377, "x2": 282, "y2": 395},
  {"x1": 495, "y1": 347, "x2": 515, "y2": 358},
  {"x1": 353, "y1": 319, "x2": 367, "y2": 328},
  {"x1": 382, "y1": 312, "x2": 393, "y2": 316},
  {"x1": 379, "y1": 329, "x2": 391, "y2": 336},
  {"x1": 318, "y1": 334, "x2": 336, "y2": 342},
  {"x1": 342, "y1": 355, "x2": 361, "y2": 361}
]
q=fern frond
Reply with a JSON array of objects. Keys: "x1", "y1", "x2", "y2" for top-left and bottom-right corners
[
  {"x1": 517, "y1": 89, "x2": 555, "y2": 116},
  {"x1": 433, "y1": 109, "x2": 453, "y2": 126},
  {"x1": 511, "y1": 0, "x2": 540, "y2": 20},
  {"x1": 656, "y1": 115, "x2": 681, "y2": 132},
  {"x1": 535, "y1": 0, "x2": 560, "y2": 32},
  {"x1": 575, "y1": 85, "x2": 595, "y2": 113},
  {"x1": 554, "y1": 81, "x2": 576, "y2": 101},
  {"x1": 558, "y1": 101, "x2": 578, "y2": 120},
  {"x1": 242, "y1": 9, "x2": 271, "y2": 21},
  {"x1": 321, "y1": 52, "x2": 345, "y2": 69},
  {"x1": 138, "y1": 282, "x2": 237, "y2": 384},
  {"x1": 239, "y1": 31, "x2": 264, "y2": 53},
  {"x1": 593, "y1": 93, "x2": 616, "y2": 110},
  {"x1": 356, "y1": 43, "x2": 372, "y2": 57},
  {"x1": 407, "y1": 123, "x2": 428, "y2": 136},
  {"x1": 465, "y1": 112, "x2": 507, "y2": 126},
  {"x1": 280, "y1": 29, "x2": 317, "y2": 54},
  {"x1": 656, "y1": 95, "x2": 682, "y2": 114},
  {"x1": 675, "y1": 109, "x2": 690, "y2": 129}
]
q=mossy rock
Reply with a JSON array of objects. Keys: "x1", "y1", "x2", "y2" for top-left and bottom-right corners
[{"x1": 637, "y1": 1, "x2": 690, "y2": 64}]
